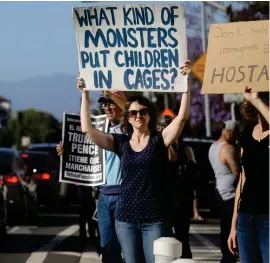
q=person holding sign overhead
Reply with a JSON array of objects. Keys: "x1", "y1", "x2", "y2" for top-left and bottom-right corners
[
  {"x1": 77, "y1": 60, "x2": 191, "y2": 263},
  {"x1": 57, "y1": 90, "x2": 126, "y2": 263},
  {"x1": 228, "y1": 89, "x2": 269, "y2": 263},
  {"x1": 96, "y1": 90, "x2": 126, "y2": 263}
]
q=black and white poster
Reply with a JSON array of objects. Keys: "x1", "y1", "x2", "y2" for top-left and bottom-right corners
[{"x1": 59, "y1": 113, "x2": 108, "y2": 186}]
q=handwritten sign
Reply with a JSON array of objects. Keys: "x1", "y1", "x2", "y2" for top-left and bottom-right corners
[
  {"x1": 59, "y1": 113, "x2": 108, "y2": 186},
  {"x1": 73, "y1": 4, "x2": 187, "y2": 93},
  {"x1": 201, "y1": 20, "x2": 269, "y2": 94}
]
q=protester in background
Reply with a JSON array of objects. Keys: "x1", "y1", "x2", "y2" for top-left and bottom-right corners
[
  {"x1": 157, "y1": 115, "x2": 197, "y2": 259},
  {"x1": 77, "y1": 60, "x2": 191, "y2": 263},
  {"x1": 57, "y1": 90, "x2": 126, "y2": 263},
  {"x1": 160, "y1": 110, "x2": 204, "y2": 223},
  {"x1": 77, "y1": 185, "x2": 96, "y2": 242},
  {"x1": 189, "y1": 144, "x2": 204, "y2": 223},
  {"x1": 209, "y1": 120, "x2": 240, "y2": 263},
  {"x1": 228, "y1": 89, "x2": 269, "y2": 263},
  {"x1": 192, "y1": 191, "x2": 204, "y2": 221}
]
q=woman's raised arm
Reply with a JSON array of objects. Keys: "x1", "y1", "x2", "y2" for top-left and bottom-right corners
[
  {"x1": 162, "y1": 61, "x2": 191, "y2": 147},
  {"x1": 243, "y1": 87, "x2": 269, "y2": 124},
  {"x1": 78, "y1": 77, "x2": 115, "y2": 152}
]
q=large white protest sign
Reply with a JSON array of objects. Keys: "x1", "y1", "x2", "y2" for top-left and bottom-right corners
[
  {"x1": 59, "y1": 113, "x2": 108, "y2": 186},
  {"x1": 73, "y1": 4, "x2": 188, "y2": 93}
]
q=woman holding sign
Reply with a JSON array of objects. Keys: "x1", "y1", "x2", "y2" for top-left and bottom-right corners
[
  {"x1": 77, "y1": 60, "x2": 191, "y2": 263},
  {"x1": 228, "y1": 90, "x2": 269, "y2": 263}
]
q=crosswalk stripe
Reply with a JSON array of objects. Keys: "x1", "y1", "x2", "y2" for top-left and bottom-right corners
[
  {"x1": 193, "y1": 233, "x2": 220, "y2": 255},
  {"x1": 52, "y1": 251, "x2": 82, "y2": 257},
  {"x1": 7, "y1": 226, "x2": 20, "y2": 233},
  {"x1": 192, "y1": 248, "x2": 221, "y2": 253},
  {"x1": 25, "y1": 224, "x2": 79, "y2": 263},
  {"x1": 79, "y1": 245, "x2": 101, "y2": 263},
  {"x1": 190, "y1": 225, "x2": 220, "y2": 234}
]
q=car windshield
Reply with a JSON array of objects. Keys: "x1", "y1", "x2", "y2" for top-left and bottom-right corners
[
  {"x1": 23, "y1": 153, "x2": 58, "y2": 170},
  {"x1": 0, "y1": 152, "x2": 13, "y2": 174}
]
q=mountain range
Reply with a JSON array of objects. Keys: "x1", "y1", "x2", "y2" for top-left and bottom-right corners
[{"x1": 0, "y1": 73, "x2": 101, "y2": 121}]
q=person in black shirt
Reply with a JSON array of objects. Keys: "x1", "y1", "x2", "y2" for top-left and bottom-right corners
[
  {"x1": 77, "y1": 60, "x2": 192, "y2": 263},
  {"x1": 157, "y1": 116, "x2": 196, "y2": 259},
  {"x1": 228, "y1": 89, "x2": 269, "y2": 263}
]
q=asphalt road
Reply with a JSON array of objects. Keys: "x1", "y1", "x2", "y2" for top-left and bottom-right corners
[{"x1": 0, "y1": 215, "x2": 224, "y2": 263}]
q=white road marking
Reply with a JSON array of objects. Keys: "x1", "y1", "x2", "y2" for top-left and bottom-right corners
[
  {"x1": 190, "y1": 223, "x2": 222, "y2": 262},
  {"x1": 192, "y1": 248, "x2": 221, "y2": 253},
  {"x1": 193, "y1": 233, "x2": 221, "y2": 255},
  {"x1": 194, "y1": 260, "x2": 219, "y2": 263},
  {"x1": 52, "y1": 251, "x2": 81, "y2": 257},
  {"x1": 25, "y1": 224, "x2": 79, "y2": 263},
  {"x1": 79, "y1": 245, "x2": 101, "y2": 263},
  {"x1": 7, "y1": 226, "x2": 58, "y2": 235},
  {"x1": 7, "y1": 226, "x2": 20, "y2": 233},
  {"x1": 190, "y1": 225, "x2": 220, "y2": 234}
]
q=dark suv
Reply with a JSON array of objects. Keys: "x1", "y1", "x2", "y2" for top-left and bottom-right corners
[
  {"x1": 27, "y1": 143, "x2": 80, "y2": 212},
  {"x1": 21, "y1": 151, "x2": 60, "y2": 212},
  {"x1": 28, "y1": 143, "x2": 58, "y2": 160}
]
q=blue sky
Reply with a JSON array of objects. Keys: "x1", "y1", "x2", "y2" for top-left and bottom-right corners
[
  {"x1": 0, "y1": 1, "x2": 82, "y2": 81},
  {"x1": 0, "y1": 1, "x2": 234, "y2": 82}
]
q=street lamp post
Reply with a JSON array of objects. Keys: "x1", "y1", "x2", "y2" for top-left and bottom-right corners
[
  {"x1": 201, "y1": 1, "x2": 231, "y2": 137},
  {"x1": 201, "y1": 1, "x2": 211, "y2": 138}
]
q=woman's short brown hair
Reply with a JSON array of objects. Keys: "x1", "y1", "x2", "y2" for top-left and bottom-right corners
[{"x1": 120, "y1": 95, "x2": 157, "y2": 134}]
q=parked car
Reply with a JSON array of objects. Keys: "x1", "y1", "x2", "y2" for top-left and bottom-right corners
[
  {"x1": 25, "y1": 144, "x2": 80, "y2": 212},
  {"x1": 27, "y1": 143, "x2": 59, "y2": 161},
  {"x1": 0, "y1": 182, "x2": 7, "y2": 243},
  {"x1": 21, "y1": 151, "x2": 61, "y2": 212},
  {"x1": 183, "y1": 138, "x2": 218, "y2": 216},
  {"x1": 0, "y1": 148, "x2": 33, "y2": 224}
]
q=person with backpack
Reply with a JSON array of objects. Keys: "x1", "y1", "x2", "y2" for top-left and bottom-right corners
[{"x1": 77, "y1": 60, "x2": 192, "y2": 263}]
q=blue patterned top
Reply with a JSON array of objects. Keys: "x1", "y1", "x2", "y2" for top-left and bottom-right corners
[{"x1": 112, "y1": 132, "x2": 170, "y2": 223}]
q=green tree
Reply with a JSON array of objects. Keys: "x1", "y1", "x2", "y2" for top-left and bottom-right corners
[
  {"x1": 227, "y1": 1, "x2": 269, "y2": 22},
  {"x1": 17, "y1": 109, "x2": 62, "y2": 146},
  {"x1": 0, "y1": 115, "x2": 20, "y2": 147}
]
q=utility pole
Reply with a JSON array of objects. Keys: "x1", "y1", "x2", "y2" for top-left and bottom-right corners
[
  {"x1": 201, "y1": 1, "x2": 231, "y2": 137},
  {"x1": 201, "y1": 2, "x2": 211, "y2": 137}
]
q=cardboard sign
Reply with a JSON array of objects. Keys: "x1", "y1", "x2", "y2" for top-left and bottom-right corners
[
  {"x1": 73, "y1": 4, "x2": 188, "y2": 93},
  {"x1": 59, "y1": 113, "x2": 108, "y2": 186},
  {"x1": 201, "y1": 20, "x2": 269, "y2": 94}
]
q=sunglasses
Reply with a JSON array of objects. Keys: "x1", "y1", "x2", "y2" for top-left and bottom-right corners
[
  {"x1": 128, "y1": 108, "x2": 149, "y2": 118},
  {"x1": 101, "y1": 102, "x2": 116, "y2": 109}
]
